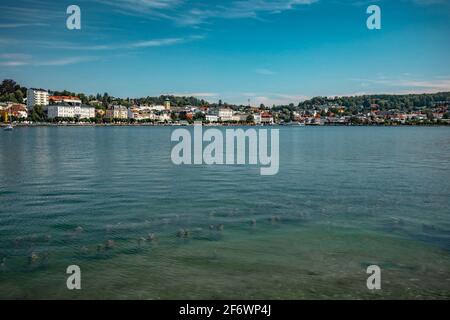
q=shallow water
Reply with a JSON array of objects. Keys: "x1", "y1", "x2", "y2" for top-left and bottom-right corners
[{"x1": 0, "y1": 126, "x2": 449, "y2": 299}]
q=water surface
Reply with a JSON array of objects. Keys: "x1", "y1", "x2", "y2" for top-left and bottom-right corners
[{"x1": 0, "y1": 126, "x2": 449, "y2": 299}]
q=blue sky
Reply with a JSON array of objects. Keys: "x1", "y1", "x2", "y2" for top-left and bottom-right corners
[{"x1": 0, "y1": 0, "x2": 449, "y2": 105}]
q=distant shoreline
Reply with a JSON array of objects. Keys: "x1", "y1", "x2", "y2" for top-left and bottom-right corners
[{"x1": 2, "y1": 122, "x2": 450, "y2": 128}]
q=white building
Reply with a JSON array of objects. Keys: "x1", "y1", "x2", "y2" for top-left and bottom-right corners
[
  {"x1": 128, "y1": 107, "x2": 156, "y2": 121},
  {"x1": 27, "y1": 88, "x2": 49, "y2": 110},
  {"x1": 219, "y1": 108, "x2": 234, "y2": 122},
  {"x1": 128, "y1": 107, "x2": 139, "y2": 120},
  {"x1": 6, "y1": 104, "x2": 28, "y2": 119},
  {"x1": 47, "y1": 105, "x2": 95, "y2": 119},
  {"x1": 151, "y1": 105, "x2": 167, "y2": 112},
  {"x1": 232, "y1": 113, "x2": 249, "y2": 122},
  {"x1": 206, "y1": 114, "x2": 219, "y2": 123},
  {"x1": 261, "y1": 112, "x2": 274, "y2": 125},
  {"x1": 106, "y1": 105, "x2": 128, "y2": 119},
  {"x1": 253, "y1": 113, "x2": 262, "y2": 124},
  {"x1": 156, "y1": 112, "x2": 172, "y2": 122}
]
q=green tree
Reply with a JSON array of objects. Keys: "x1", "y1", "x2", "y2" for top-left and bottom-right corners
[
  {"x1": 7, "y1": 93, "x2": 18, "y2": 103},
  {"x1": 30, "y1": 105, "x2": 45, "y2": 122},
  {"x1": 14, "y1": 90, "x2": 24, "y2": 103},
  {"x1": 0, "y1": 79, "x2": 19, "y2": 96}
]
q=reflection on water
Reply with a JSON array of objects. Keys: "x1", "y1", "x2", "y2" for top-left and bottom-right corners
[{"x1": 0, "y1": 126, "x2": 449, "y2": 299}]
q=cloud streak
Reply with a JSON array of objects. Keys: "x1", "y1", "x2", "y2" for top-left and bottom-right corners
[
  {"x1": 97, "y1": 0, "x2": 318, "y2": 25},
  {"x1": 350, "y1": 77, "x2": 450, "y2": 93},
  {"x1": 255, "y1": 68, "x2": 276, "y2": 75},
  {"x1": 36, "y1": 35, "x2": 205, "y2": 51},
  {"x1": 0, "y1": 22, "x2": 49, "y2": 28},
  {"x1": 171, "y1": 92, "x2": 219, "y2": 98},
  {"x1": 0, "y1": 55, "x2": 98, "y2": 67}
]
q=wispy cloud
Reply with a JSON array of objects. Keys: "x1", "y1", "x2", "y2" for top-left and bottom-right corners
[
  {"x1": 350, "y1": 77, "x2": 450, "y2": 93},
  {"x1": 132, "y1": 37, "x2": 188, "y2": 48},
  {"x1": 96, "y1": 0, "x2": 182, "y2": 19},
  {"x1": 333, "y1": 0, "x2": 446, "y2": 7},
  {"x1": 0, "y1": 53, "x2": 33, "y2": 67},
  {"x1": 98, "y1": 0, "x2": 183, "y2": 11},
  {"x1": 0, "y1": 53, "x2": 32, "y2": 60},
  {"x1": 181, "y1": 0, "x2": 319, "y2": 25},
  {"x1": 97, "y1": 0, "x2": 318, "y2": 25},
  {"x1": 0, "y1": 61, "x2": 30, "y2": 67},
  {"x1": 255, "y1": 68, "x2": 276, "y2": 75},
  {"x1": 239, "y1": 92, "x2": 309, "y2": 105},
  {"x1": 36, "y1": 56, "x2": 99, "y2": 66},
  {"x1": 0, "y1": 22, "x2": 49, "y2": 28},
  {"x1": 0, "y1": 54, "x2": 98, "y2": 67},
  {"x1": 171, "y1": 92, "x2": 218, "y2": 98},
  {"x1": 412, "y1": 0, "x2": 446, "y2": 5},
  {"x1": 37, "y1": 35, "x2": 205, "y2": 51},
  {"x1": 0, "y1": 5, "x2": 61, "y2": 24}
]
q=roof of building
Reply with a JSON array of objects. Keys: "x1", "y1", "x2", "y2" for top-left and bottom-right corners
[
  {"x1": 49, "y1": 95, "x2": 81, "y2": 101},
  {"x1": 29, "y1": 88, "x2": 48, "y2": 92},
  {"x1": 109, "y1": 105, "x2": 128, "y2": 110},
  {"x1": 4, "y1": 104, "x2": 27, "y2": 113},
  {"x1": 49, "y1": 103, "x2": 94, "y2": 109}
]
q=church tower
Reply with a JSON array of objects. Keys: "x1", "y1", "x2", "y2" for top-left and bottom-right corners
[{"x1": 164, "y1": 97, "x2": 171, "y2": 111}]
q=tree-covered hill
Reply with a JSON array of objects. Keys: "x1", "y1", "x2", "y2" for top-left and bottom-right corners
[
  {"x1": 295, "y1": 92, "x2": 450, "y2": 111},
  {"x1": 1, "y1": 79, "x2": 449, "y2": 111}
]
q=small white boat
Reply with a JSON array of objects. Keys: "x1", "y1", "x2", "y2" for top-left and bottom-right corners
[{"x1": 4, "y1": 124, "x2": 13, "y2": 131}]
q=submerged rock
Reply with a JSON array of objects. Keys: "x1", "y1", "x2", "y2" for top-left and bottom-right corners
[
  {"x1": 138, "y1": 237, "x2": 146, "y2": 246},
  {"x1": 147, "y1": 233, "x2": 157, "y2": 242},
  {"x1": 75, "y1": 226, "x2": 84, "y2": 233},
  {"x1": 41, "y1": 251, "x2": 50, "y2": 263},
  {"x1": 177, "y1": 229, "x2": 190, "y2": 238},
  {"x1": 422, "y1": 224, "x2": 437, "y2": 233},
  {"x1": 209, "y1": 224, "x2": 224, "y2": 231},
  {"x1": 105, "y1": 240, "x2": 116, "y2": 249},
  {"x1": 391, "y1": 218, "x2": 406, "y2": 226},
  {"x1": 12, "y1": 237, "x2": 22, "y2": 248},
  {"x1": 29, "y1": 252, "x2": 39, "y2": 264},
  {"x1": 268, "y1": 216, "x2": 281, "y2": 224}
]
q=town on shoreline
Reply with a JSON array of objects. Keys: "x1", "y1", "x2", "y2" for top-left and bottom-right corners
[{"x1": 1, "y1": 79, "x2": 449, "y2": 127}]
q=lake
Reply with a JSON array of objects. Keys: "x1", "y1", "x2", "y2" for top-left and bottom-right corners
[{"x1": 0, "y1": 126, "x2": 449, "y2": 299}]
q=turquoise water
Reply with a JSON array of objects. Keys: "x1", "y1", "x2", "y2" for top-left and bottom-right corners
[{"x1": 0, "y1": 126, "x2": 449, "y2": 299}]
